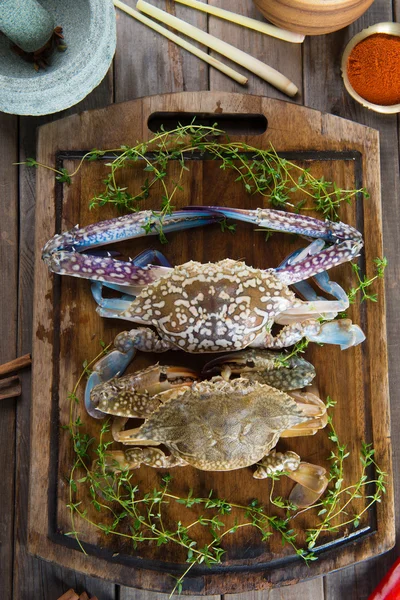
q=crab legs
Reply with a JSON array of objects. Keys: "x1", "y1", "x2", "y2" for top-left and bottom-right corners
[{"x1": 42, "y1": 210, "x2": 219, "y2": 295}]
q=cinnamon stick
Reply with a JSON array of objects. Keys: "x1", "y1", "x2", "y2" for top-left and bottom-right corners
[
  {"x1": 57, "y1": 590, "x2": 79, "y2": 600},
  {"x1": 0, "y1": 354, "x2": 31, "y2": 377},
  {"x1": 56, "y1": 590, "x2": 99, "y2": 600},
  {"x1": 0, "y1": 376, "x2": 21, "y2": 400}
]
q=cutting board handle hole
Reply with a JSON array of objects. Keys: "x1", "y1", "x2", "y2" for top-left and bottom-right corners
[{"x1": 147, "y1": 112, "x2": 268, "y2": 136}]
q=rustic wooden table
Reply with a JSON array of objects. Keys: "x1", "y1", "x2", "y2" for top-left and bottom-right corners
[{"x1": 1, "y1": 1, "x2": 399, "y2": 598}]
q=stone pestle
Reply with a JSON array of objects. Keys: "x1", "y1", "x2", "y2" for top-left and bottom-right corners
[{"x1": 0, "y1": 0, "x2": 54, "y2": 53}]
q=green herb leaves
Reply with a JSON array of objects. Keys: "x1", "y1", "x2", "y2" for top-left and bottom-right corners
[
  {"x1": 21, "y1": 122, "x2": 368, "y2": 244},
  {"x1": 348, "y1": 257, "x2": 387, "y2": 304},
  {"x1": 304, "y1": 402, "x2": 386, "y2": 551}
]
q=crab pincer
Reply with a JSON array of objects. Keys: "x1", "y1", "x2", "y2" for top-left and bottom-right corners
[
  {"x1": 90, "y1": 363, "x2": 199, "y2": 421},
  {"x1": 85, "y1": 345, "x2": 137, "y2": 419},
  {"x1": 289, "y1": 463, "x2": 329, "y2": 508},
  {"x1": 202, "y1": 348, "x2": 316, "y2": 390},
  {"x1": 254, "y1": 452, "x2": 328, "y2": 508},
  {"x1": 190, "y1": 206, "x2": 364, "y2": 273},
  {"x1": 42, "y1": 209, "x2": 220, "y2": 293}
]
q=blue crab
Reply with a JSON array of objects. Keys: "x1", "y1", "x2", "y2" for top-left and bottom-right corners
[
  {"x1": 42, "y1": 206, "x2": 365, "y2": 364},
  {"x1": 88, "y1": 348, "x2": 328, "y2": 508}
]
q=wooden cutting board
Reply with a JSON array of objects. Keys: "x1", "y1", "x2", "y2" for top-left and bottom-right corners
[{"x1": 29, "y1": 92, "x2": 394, "y2": 595}]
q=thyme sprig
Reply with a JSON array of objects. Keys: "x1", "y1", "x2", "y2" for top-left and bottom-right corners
[
  {"x1": 304, "y1": 397, "x2": 387, "y2": 549},
  {"x1": 65, "y1": 357, "x2": 386, "y2": 597},
  {"x1": 348, "y1": 257, "x2": 387, "y2": 304},
  {"x1": 273, "y1": 338, "x2": 310, "y2": 368},
  {"x1": 20, "y1": 123, "x2": 368, "y2": 226}
]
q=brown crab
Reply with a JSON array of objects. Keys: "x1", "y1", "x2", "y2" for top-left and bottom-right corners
[{"x1": 90, "y1": 350, "x2": 328, "y2": 508}]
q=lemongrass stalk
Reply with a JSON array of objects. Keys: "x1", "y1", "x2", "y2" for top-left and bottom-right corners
[
  {"x1": 113, "y1": 0, "x2": 248, "y2": 85},
  {"x1": 173, "y1": 0, "x2": 305, "y2": 44},
  {"x1": 136, "y1": 0, "x2": 298, "y2": 97}
]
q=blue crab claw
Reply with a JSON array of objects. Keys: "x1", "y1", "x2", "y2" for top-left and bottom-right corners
[
  {"x1": 42, "y1": 209, "x2": 221, "y2": 287},
  {"x1": 277, "y1": 243, "x2": 350, "y2": 311},
  {"x1": 189, "y1": 206, "x2": 363, "y2": 244},
  {"x1": 45, "y1": 252, "x2": 170, "y2": 288},
  {"x1": 85, "y1": 372, "x2": 106, "y2": 419},
  {"x1": 42, "y1": 209, "x2": 220, "y2": 259},
  {"x1": 189, "y1": 206, "x2": 363, "y2": 285},
  {"x1": 82, "y1": 250, "x2": 173, "y2": 299},
  {"x1": 306, "y1": 319, "x2": 366, "y2": 350},
  {"x1": 85, "y1": 346, "x2": 136, "y2": 419}
]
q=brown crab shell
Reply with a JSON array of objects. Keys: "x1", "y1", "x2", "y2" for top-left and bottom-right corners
[{"x1": 129, "y1": 378, "x2": 311, "y2": 471}]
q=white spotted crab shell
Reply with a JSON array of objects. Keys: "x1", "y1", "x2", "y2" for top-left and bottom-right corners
[{"x1": 117, "y1": 259, "x2": 302, "y2": 353}]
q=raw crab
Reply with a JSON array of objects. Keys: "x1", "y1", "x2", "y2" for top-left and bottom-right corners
[
  {"x1": 42, "y1": 207, "x2": 365, "y2": 356},
  {"x1": 89, "y1": 347, "x2": 328, "y2": 508}
]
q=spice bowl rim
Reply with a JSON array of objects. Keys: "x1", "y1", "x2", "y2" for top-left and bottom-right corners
[{"x1": 341, "y1": 21, "x2": 400, "y2": 115}]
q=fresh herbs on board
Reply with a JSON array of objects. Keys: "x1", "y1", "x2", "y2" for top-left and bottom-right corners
[{"x1": 21, "y1": 122, "x2": 368, "y2": 229}]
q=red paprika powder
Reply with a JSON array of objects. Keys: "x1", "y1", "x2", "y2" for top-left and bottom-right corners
[{"x1": 347, "y1": 33, "x2": 400, "y2": 106}]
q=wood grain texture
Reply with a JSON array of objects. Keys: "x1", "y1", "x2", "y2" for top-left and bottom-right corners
[
  {"x1": 253, "y1": 0, "x2": 375, "y2": 35},
  {"x1": 324, "y1": 565, "x2": 360, "y2": 600},
  {"x1": 28, "y1": 92, "x2": 392, "y2": 595},
  {"x1": 121, "y1": 589, "x2": 219, "y2": 599},
  {"x1": 303, "y1": 0, "x2": 400, "y2": 597},
  {"x1": 0, "y1": 376, "x2": 21, "y2": 400},
  {"x1": 0, "y1": 112, "x2": 18, "y2": 600},
  {"x1": 12, "y1": 73, "x2": 116, "y2": 600},
  {"x1": 208, "y1": 0, "x2": 302, "y2": 101},
  {"x1": 114, "y1": 0, "x2": 208, "y2": 103},
  {"x1": 223, "y1": 578, "x2": 324, "y2": 599}
]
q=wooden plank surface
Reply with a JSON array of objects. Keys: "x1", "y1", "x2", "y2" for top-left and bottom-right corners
[
  {"x1": 0, "y1": 0, "x2": 398, "y2": 598},
  {"x1": 114, "y1": 0, "x2": 208, "y2": 100},
  {"x1": 0, "y1": 112, "x2": 18, "y2": 600},
  {"x1": 225, "y1": 579, "x2": 324, "y2": 600},
  {"x1": 121, "y1": 591, "x2": 219, "y2": 600}
]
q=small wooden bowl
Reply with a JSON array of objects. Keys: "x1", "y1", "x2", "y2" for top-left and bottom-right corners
[
  {"x1": 253, "y1": 0, "x2": 375, "y2": 35},
  {"x1": 341, "y1": 22, "x2": 400, "y2": 114}
]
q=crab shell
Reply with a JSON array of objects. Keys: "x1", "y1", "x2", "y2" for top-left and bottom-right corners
[
  {"x1": 118, "y1": 258, "x2": 300, "y2": 353},
  {"x1": 118, "y1": 377, "x2": 313, "y2": 471}
]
